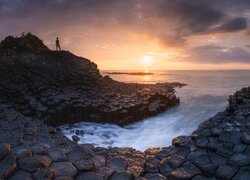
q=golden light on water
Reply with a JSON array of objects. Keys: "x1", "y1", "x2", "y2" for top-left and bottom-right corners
[{"x1": 143, "y1": 75, "x2": 151, "y2": 82}]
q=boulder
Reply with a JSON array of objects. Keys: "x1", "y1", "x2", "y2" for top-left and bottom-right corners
[
  {"x1": 106, "y1": 157, "x2": 127, "y2": 171},
  {"x1": 229, "y1": 153, "x2": 250, "y2": 166},
  {"x1": 162, "y1": 155, "x2": 185, "y2": 169},
  {"x1": 18, "y1": 156, "x2": 42, "y2": 172},
  {"x1": 143, "y1": 173, "x2": 167, "y2": 180},
  {"x1": 34, "y1": 155, "x2": 52, "y2": 167},
  {"x1": 72, "y1": 135, "x2": 80, "y2": 142},
  {"x1": 51, "y1": 162, "x2": 78, "y2": 177},
  {"x1": 110, "y1": 171, "x2": 133, "y2": 180},
  {"x1": 0, "y1": 143, "x2": 11, "y2": 160},
  {"x1": 215, "y1": 164, "x2": 238, "y2": 179},
  {"x1": 159, "y1": 159, "x2": 173, "y2": 176},
  {"x1": 232, "y1": 166, "x2": 250, "y2": 180},
  {"x1": 0, "y1": 155, "x2": 17, "y2": 178},
  {"x1": 169, "y1": 167, "x2": 192, "y2": 180},
  {"x1": 73, "y1": 159, "x2": 94, "y2": 171},
  {"x1": 48, "y1": 148, "x2": 67, "y2": 162},
  {"x1": 76, "y1": 172, "x2": 103, "y2": 180},
  {"x1": 12, "y1": 146, "x2": 32, "y2": 159},
  {"x1": 9, "y1": 170, "x2": 33, "y2": 180},
  {"x1": 96, "y1": 167, "x2": 113, "y2": 179},
  {"x1": 242, "y1": 132, "x2": 250, "y2": 144},
  {"x1": 33, "y1": 167, "x2": 54, "y2": 180}
]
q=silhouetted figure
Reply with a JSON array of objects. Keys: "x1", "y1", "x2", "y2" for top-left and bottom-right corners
[{"x1": 56, "y1": 37, "x2": 61, "y2": 51}]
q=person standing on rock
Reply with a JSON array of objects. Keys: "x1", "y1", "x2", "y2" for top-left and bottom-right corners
[{"x1": 56, "y1": 37, "x2": 61, "y2": 51}]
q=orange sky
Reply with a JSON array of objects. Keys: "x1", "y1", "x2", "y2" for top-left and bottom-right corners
[
  {"x1": 46, "y1": 30, "x2": 250, "y2": 71},
  {"x1": 2, "y1": 0, "x2": 250, "y2": 70}
]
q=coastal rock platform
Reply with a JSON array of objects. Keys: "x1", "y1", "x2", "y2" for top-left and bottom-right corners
[
  {"x1": 0, "y1": 34, "x2": 183, "y2": 127},
  {"x1": 1, "y1": 85, "x2": 250, "y2": 179},
  {"x1": 1, "y1": 34, "x2": 250, "y2": 179}
]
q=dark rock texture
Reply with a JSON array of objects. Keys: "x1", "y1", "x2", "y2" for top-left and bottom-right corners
[
  {"x1": 0, "y1": 33, "x2": 49, "y2": 53},
  {"x1": 0, "y1": 33, "x2": 183, "y2": 127},
  {"x1": 0, "y1": 34, "x2": 250, "y2": 179},
  {"x1": 1, "y1": 85, "x2": 250, "y2": 179}
]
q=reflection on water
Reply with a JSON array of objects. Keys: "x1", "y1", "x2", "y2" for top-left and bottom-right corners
[
  {"x1": 61, "y1": 70, "x2": 250, "y2": 151},
  {"x1": 143, "y1": 75, "x2": 151, "y2": 83}
]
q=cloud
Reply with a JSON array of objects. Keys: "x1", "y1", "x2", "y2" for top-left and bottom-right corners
[
  {"x1": 0, "y1": 0, "x2": 250, "y2": 65},
  {"x1": 190, "y1": 45, "x2": 250, "y2": 63},
  {"x1": 212, "y1": 17, "x2": 248, "y2": 33},
  {"x1": 156, "y1": 33, "x2": 186, "y2": 47},
  {"x1": 135, "y1": 1, "x2": 248, "y2": 46},
  {"x1": 157, "y1": 1, "x2": 224, "y2": 35}
]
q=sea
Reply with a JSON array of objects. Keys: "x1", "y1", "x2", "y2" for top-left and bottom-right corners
[{"x1": 60, "y1": 70, "x2": 250, "y2": 151}]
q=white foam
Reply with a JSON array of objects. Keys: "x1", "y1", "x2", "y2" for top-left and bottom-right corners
[{"x1": 60, "y1": 70, "x2": 250, "y2": 151}]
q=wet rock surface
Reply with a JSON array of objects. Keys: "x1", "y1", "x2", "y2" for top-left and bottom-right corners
[
  {"x1": 0, "y1": 34, "x2": 250, "y2": 179},
  {"x1": 1, "y1": 88, "x2": 250, "y2": 179}
]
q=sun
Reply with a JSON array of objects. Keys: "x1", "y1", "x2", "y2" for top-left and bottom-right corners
[{"x1": 140, "y1": 55, "x2": 154, "y2": 67}]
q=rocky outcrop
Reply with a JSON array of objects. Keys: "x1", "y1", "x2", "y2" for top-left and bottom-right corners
[
  {"x1": 0, "y1": 33, "x2": 49, "y2": 53},
  {"x1": 0, "y1": 33, "x2": 183, "y2": 127},
  {"x1": 1, "y1": 86, "x2": 250, "y2": 179}
]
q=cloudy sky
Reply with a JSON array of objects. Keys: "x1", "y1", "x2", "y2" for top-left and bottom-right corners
[{"x1": 1, "y1": 0, "x2": 250, "y2": 70}]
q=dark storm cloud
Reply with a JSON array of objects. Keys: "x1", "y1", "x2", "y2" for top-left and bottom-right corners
[
  {"x1": 0, "y1": 0, "x2": 250, "y2": 35},
  {"x1": 157, "y1": 0, "x2": 224, "y2": 35},
  {"x1": 212, "y1": 17, "x2": 248, "y2": 33},
  {"x1": 133, "y1": 0, "x2": 249, "y2": 47},
  {"x1": 1, "y1": 0, "x2": 250, "y2": 64},
  {"x1": 0, "y1": 0, "x2": 249, "y2": 38},
  {"x1": 191, "y1": 45, "x2": 250, "y2": 63},
  {"x1": 214, "y1": 0, "x2": 250, "y2": 10},
  {"x1": 0, "y1": 0, "x2": 117, "y2": 20},
  {"x1": 0, "y1": 0, "x2": 130, "y2": 38}
]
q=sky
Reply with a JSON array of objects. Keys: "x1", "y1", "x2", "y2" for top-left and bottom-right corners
[{"x1": 1, "y1": 0, "x2": 250, "y2": 70}]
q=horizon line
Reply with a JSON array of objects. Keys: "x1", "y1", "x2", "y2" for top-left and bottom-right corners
[{"x1": 100, "y1": 69, "x2": 250, "y2": 71}]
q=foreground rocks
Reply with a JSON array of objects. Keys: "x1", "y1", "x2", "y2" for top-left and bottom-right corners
[
  {"x1": 1, "y1": 87, "x2": 250, "y2": 179},
  {"x1": 0, "y1": 33, "x2": 184, "y2": 126}
]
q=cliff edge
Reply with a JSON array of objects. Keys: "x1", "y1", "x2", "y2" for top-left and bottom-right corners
[{"x1": 0, "y1": 33, "x2": 183, "y2": 127}]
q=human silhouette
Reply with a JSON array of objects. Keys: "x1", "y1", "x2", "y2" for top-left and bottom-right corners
[{"x1": 56, "y1": 37, "x2": 61, "y2": 51}]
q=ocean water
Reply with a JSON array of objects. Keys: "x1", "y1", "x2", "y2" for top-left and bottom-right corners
[{"x1": 61, "y1": 70, "x2": 250, "y2": 151}]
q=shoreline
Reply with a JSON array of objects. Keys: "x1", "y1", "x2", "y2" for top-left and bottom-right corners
[
  {"x1": 1, "y1": 87, "x2": 250, "y2": 179},
  {"x1": 106, "y1": 72, "x2": 155, "y2": 76}
]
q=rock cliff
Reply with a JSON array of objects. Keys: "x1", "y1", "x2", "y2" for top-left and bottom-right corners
[{"x1": 0, "y1": 33, "x2": 182, "y2": 127}]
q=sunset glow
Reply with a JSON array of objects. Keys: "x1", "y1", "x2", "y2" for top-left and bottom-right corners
[
  {"x1": 143, "y1": 75, "x2": 151, "y2": 82},
  {"x1": 140, "y1": 56, "x2": 154, "y2": 67},
  {"x1": 1, "y1": 1, "x2": 250, "y2": 70}
]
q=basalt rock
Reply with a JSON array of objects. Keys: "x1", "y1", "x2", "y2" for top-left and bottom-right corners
[
  {"x1": 1, "y1": 33, "x2": 250, "y2": 180},
  {"x1": 1, "y1": 83, "x2": 250, "y2": 180},
  {"x1": 0, "y1": 33, "x2": 183, "y2": 127}
]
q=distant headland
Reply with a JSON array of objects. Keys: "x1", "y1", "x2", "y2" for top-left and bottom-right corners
[{"x1": 106, "y1": 72, "x2": 154, "y2": 76}]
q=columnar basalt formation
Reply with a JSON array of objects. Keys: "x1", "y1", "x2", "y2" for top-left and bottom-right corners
[
  {"x1": 0, "y1": 34, "x2": 183, "y2": 127},
  {"x1": 1, "y1": 87, "x2": 250, "y2": 179},
  {"x1": 1, "y1": 34, "x2": 250, "y2": 179}
]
